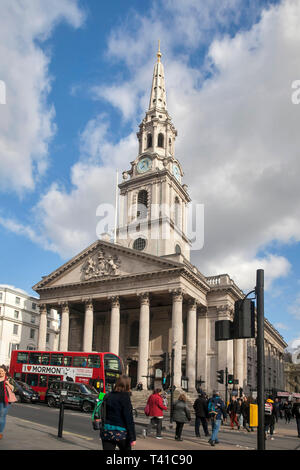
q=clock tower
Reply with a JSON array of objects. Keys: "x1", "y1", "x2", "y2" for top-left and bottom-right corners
[{"x1": 117, "y1": 42, "x2": 191, "y2": 260}]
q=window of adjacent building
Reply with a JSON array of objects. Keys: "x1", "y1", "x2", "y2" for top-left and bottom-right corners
[
  {"x1": 31, "y1": 315, "x2": 35, "y2": 324},
  {"x1": 32, "y1": 303, "x2": 36, "y2": 310},
  {"x1": 0, "y1": 292, "x2": 2, "y2": 301},
  {"x1": 13, "y1": 324, "x2": 19, "y2": 335},
  {"x1": 47, "y1": 320, "x2": 50, "y2": 328},
  {"x1": 15, "y1": 296, "x2": 20, "y2": 305},
  {"x1": 30, "y1": 329, "x2": 35, "y2": 340},
  {"x1": 158, "y1": 133, "x2": 164, "y2": 148},
  {"x1": 14, "y1": 310, "x2": 19, "y2": 319}
]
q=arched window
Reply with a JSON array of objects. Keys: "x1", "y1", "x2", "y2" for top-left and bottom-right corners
[
  {"x1": 137, "y1": 190, "x2": 148, "y2": 219},
  {"x1": 174, "y1": 197, "x2": 181, "y2": 227},
  {"x1": 158, "y1": 133, "x2": 164, "y2": 148},
  {"x1": 130, "y1": 321, "x2": 139, "y2": 347},
  {"x1": 147, "y1": 133, "x2": 152, "y2": 148}
]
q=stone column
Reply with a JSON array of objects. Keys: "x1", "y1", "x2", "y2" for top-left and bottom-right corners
[
  {"x1": 83, "y1": 299, "x2": 94, "y2": 352},
  {"x1": 59, "y1": 302, "x2": 70, "y2": 351},
  {"x1": 109, "y1": 296, "x2": 120, "y2": 355},
  {"x1": 137, "y1": 292, "x2": 150, "y2": 388},
  {"x1": 186, "y1": 298, "x2": 197, "y2": 391},
  {"x1": 172, "y1": 289, "x2": 183, "y2": 388},
  {"x1": 38, "y1": 303, "x2": 48, "y2": 350}
]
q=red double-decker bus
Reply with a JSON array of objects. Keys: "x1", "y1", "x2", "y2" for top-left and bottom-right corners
[{"x1": 9, "y1": 350, "x2": 123, "y2": 401}]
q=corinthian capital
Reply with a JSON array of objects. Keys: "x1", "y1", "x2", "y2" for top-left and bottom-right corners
[
  {"x1": 172, "y1": 288, "x2": 184, "y2": 302},
  {"x1": 138, "y1": 292, "x2": 150, "y2": 306},
  {"x1": 109, "y1": 296, "x2": 120, "y2": 308}
]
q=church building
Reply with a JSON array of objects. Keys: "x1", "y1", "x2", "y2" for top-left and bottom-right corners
[{"x1": 33, "y1": 45, "x2": 286, "y2": 396}]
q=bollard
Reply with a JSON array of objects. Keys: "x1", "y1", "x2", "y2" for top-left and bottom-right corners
[{"x1": 58, "y1": 390, "x2": 67, "y2": 438}]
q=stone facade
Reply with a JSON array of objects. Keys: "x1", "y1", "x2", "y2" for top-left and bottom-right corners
[{"x1": 33, "y1": 46, "x2": 287, "y2": 396}]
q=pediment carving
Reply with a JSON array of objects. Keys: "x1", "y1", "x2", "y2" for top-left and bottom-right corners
[{"x1": 80, "y1": 248, "x2": 121, "y2": 281}]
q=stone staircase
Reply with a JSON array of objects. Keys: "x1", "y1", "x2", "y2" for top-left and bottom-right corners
[{"x1": 131, "y1": 389, "x2": 199, "y2": 418}]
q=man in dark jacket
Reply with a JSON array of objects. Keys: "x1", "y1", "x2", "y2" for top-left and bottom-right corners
[
  {"x1": 292, "y1": 398, "x2": 300, "y2": 437},
  {"x1": 193, "y1": 393, "x2": 210, "y2": 437}
]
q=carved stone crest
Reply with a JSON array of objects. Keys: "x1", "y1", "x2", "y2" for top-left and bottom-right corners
[{"x1": 81, "y1": 249, "x2": 121, "y2": 281}]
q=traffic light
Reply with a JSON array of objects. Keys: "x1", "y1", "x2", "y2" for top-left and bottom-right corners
[
  {"x1": 217, "y1": 369, "x2": 224, "y2": 384},
  {"x1": 160, "y1": 352, "x2": 169, "y2": 373},
  {"x1": 228, "y1": 374, "x2": 234, "y2": 385}
]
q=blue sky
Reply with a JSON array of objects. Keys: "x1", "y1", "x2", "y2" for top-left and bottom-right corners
[{"x1": 1, "y1": 0, "x2": 300, "y2": 351}]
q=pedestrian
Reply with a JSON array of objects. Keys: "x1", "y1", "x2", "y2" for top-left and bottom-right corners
[
  {"x1": 193, "y1": 393, "x2": 210, "y2": 438},
  {"x1": 283, "y1": 400, "x2": 292, "y2": 424},
  {"x1": 292, "y1": 398, "x2": 300, "y2": 437},
  {"x1": 264, "y1": 397, "x2": 275, "y2": 440},
  {"x1": 237, "y1": 398, "x2": 243, "y2": 428},
  {"x1": 227, "y1": 395, "x2": 240, "y2": 430},
  {"x1": 173, "y1": 393, "x2": 191, "y2": 441},
  {"x1": 0, "y1": 364, "x2": 16, "y2": 440},
  {"x1": 273, "y1": 398, "x2": 280, "y2": 423},
  {"x1": 146, "y1": 388, "x2": 167, "y2": 439},
  {"x1": 207, "y1": 390, "x2": 227, "y2": 446},
  {"x1": 240, "y1": 396, "x2": 251, "y2": 432},
  {"x1": 99, "y1": 375, "x2": 136, "y2": 452}
]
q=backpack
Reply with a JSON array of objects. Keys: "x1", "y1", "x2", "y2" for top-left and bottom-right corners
[
  {"x1": 208, "y1": 399, "x2": 217, "y2": 416},
  {"x1": 92, "y1": 393, "x2": 108, "y2": 431},
  {"x1": 264, "y1": 402, "x2": 273, "y2": 415}
]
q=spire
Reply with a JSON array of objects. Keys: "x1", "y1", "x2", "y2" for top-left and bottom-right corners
[{"x1": 148, "y1": 40, "x2": 167, "y2": 111}]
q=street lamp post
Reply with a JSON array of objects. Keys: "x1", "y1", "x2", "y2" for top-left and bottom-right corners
[{"x1": 256, "y1": 269, "x2": 265, "y2": 450}]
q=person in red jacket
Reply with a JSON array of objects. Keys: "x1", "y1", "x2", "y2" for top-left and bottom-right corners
[{"x1": 146, "y1": 389, "x2": 167, "y2": 439}]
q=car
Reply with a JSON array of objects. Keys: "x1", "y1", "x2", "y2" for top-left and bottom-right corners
[
  {"x1": 14, "y1": 381, "x2": 40, "y2": 403},
  {"x1": 45, "y1": 381, "x2": 98, "y2": 412}
]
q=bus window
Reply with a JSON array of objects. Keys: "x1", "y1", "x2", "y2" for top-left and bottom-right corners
[
  {"x1": 104, "y1": 354, "x2": 121, "y2": 372},
  {"x1": 87, "y1": 355, "x2": 100, "y2": 368},
  {"x1": 41, "y1": 354, "x2": 50, "y2": 365},
  {"x1": 63, "y1": 356, "x2": 73, "y2": 366},
  {"x1": 17, "y1": 352, "x2": 29, "y2": 364},
  {"x1": 73, "y1": 356, "x2": 87, "y2": 367},
  {"x1": 48, "y1": 375, "x2": 62, "y2": 386},
  {"x1": 50, "y1": 354, "x2": 63, "y2": 366},
  {"x1": 39, "y1": 375, "x2": 48, "y2": 388},
  {"x1": 29, "y1": 353, "x2": 42, "y2": 365},
  {"x1": 26, "y1": 374, "x2": 39, "y2": 387}
]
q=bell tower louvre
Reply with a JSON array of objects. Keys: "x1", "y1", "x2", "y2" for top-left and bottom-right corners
[{"x1": 116, "y1": 42, "x2": 192, "y2": 260}]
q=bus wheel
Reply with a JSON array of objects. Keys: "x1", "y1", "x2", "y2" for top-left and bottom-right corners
[
  {"x1": 47, "y1": 397, "x2": 56, "y2": 408},
  {"x1": 82, "y1": 401, "x2": 93, "y2": 413}
]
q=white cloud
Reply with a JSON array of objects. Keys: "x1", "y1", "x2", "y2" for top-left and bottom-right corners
[
  {"x1": 4, "y1": 0, "x2": 300, "y2": 297},
  {"x1": 0, "y1": 0, "x2": 85, "y2": 195}
]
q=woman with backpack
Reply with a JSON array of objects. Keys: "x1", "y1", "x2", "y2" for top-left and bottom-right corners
[
  {"x1": 173, "y1": 393, "x2": 191, "y2": 441},
  {"x1": 99, "y1": 375, "x2": 136, "y2": 451}
]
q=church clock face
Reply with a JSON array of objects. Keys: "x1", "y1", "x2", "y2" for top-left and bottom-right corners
[
  {"x1": 137, "y1": 157, "x2": 152, "y2": 173},
  {"x1": 173, "y1": 163, "x2": 181, "y2": 181}
]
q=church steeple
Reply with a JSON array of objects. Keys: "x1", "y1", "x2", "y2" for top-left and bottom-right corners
[
  {"x1": 148, "y1": 40, "x2": 167, "y2": 111},
  {"x1": 117, "y1": 44, "x2": 191, "y2": 261}
]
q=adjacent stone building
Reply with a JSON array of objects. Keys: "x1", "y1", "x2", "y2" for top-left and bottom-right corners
[{"x1": 33, "y1": 46, "x2": 287, "y2": 396}]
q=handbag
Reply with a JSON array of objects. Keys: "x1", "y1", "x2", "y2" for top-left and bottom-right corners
[
  {"x1": 6, "y1": 384, "x2": 17, "y2": 403},
  {"x1": 144, "y1": 403, "x2": 150, "y2": 416}
]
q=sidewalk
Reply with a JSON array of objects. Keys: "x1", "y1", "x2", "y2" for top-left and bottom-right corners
[{"x1": 1, "y1": 415, "x2": 235, "y2": 451}]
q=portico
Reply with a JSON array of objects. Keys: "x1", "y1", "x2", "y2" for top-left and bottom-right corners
[{"x1": 33, "y1": 240, "x2": 208, "y2": 390}]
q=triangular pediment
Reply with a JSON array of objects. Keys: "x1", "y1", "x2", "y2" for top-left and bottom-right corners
[{"x1": 33, "y1": 239, "x2": 183, "y2": 291}]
